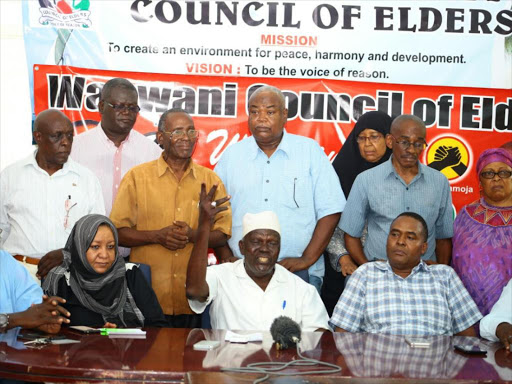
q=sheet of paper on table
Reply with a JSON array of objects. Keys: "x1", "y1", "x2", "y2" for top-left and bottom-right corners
[{"x1": 224, "y1": 331, "x2": 263, "y2": 343}]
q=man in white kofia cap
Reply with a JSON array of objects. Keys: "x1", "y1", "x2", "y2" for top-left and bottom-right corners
[{"x1": 186, "y1": 184, "x2": 329, "y2": 332}]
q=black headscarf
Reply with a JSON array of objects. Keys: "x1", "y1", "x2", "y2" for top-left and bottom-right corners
[
  {"x1": 332, "y1": 111, "x2": 393, "y2": 198},
  {"x1": 43, "y1": 214, "x2": 144, "y2": 327}
]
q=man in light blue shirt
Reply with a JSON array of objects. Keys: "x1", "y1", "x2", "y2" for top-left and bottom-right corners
[
  {"x1": 339, "y1": 115, "x2": 453, "y2": 266},
  {"x1": 214, "y1": 86, "x2": 345, "y2": 291},
  {"x1": 0, "y1": 250, "x2": 70, "y2": 333}
]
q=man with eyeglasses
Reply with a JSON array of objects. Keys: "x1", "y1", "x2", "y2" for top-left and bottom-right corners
[
  {"x1": 110, "y1": 108, "x2": 231, "y2": 328},
  {"x1": 0, "y1": 109, "x2": 104, "y2": 282},
  {"x1": 36, "y1": 78, "x2": 162, "y2": 278},
  {"x1": 68, "y1": 78, "x2": 162, "y2": 215},
  {"x1": 339, "y1": 114, "x2": 453, "y2": 267}
]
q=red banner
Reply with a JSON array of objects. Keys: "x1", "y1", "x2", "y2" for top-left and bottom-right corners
[{"x1": 34, "y1": 64, "x2": 511, "y2": 213}]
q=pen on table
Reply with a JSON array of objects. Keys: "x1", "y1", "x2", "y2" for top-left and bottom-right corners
[
  {"x1": 282, "y1": 300, "x2": 286, "y2": 310},
  {"x1": 100, "y1": 328, "x2": 143, "y2": 335}
]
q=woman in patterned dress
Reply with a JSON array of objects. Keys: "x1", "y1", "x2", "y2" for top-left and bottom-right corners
[{"x1": 452, "y1": 148, "x2": 512, "y2": 325}]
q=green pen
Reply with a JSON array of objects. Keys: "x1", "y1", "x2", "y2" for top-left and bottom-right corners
[{"x1": 99, "y1": 328, "x2": 145, "y2": 335}]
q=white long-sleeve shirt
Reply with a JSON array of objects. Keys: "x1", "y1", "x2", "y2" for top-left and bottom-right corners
[
  {"x1": 0, "y1": 151, "x2": 105, "y2": 257},
  {"x1": 480, "y1": 279, "x2": 512, "y2": 342}
]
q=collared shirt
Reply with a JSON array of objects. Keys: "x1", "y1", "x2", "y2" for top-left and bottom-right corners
[
  {"x1": 339, "y1": 156, "x2": 453, "y2": 261},
  {"x1": 329, "y1": 261, "x2": 482, "y2": 335},
  {"x1": 480, "y1": 279, "x2": 512, "y2": 342},
  {"x1": 0, "y1": 250, "x2": 43, "y2": 314},
  {"x1": 110, "y1": 155, "x2": 231, "y2": 315},
  {"x1": 0, "y1": 151, "x2": 105, "y2": 258},
  {"x1": 188, "y1": 259, "x2": 330, "y2": 331},
  {"x1": 70, "y1": 123, "x2": 162, "y2": 215},
  {"x1": 214, "y1": 131, "x2": 345, "y2": 277}
]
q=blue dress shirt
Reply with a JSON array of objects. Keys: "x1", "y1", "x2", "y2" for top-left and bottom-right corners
[
  {"x1": 339, "y1": 156, "x2": 453, "y2": 261},
  {"x1": 0, "y1": 250, "x2": 43, "y2": 314},
  {"x1": 214, "y1": 131, "x2": 345, "y2": 277}
]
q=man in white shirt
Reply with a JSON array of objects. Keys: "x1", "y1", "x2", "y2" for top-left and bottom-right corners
[
  {"x1": 37, "y1": 78, "x2": 161, "y2": 277},
  {"x1": 481, "y1": 279, "x2": 512, "y2": 351},
  {"x1": 0, "y1": 109, "x2": 105, "y2": 282},
  {"x1": 186, "y1": 186, "x2": 329, "y2": 332}
]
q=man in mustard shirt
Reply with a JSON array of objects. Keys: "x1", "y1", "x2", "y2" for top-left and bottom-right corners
[{"x1": 110, "y1": 108, "x2": 231, "y2": 327}]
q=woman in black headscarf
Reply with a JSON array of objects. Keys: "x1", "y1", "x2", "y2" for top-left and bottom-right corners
[
  {"x1": 333, "y1": 111, "x2": 393, "y2": 197},
  {"x1": 322, "y1": 111, "x2": 392, "y2": 315},
  {"x1": 43, "y1": 214, "x2": 167, "y2": 328}
]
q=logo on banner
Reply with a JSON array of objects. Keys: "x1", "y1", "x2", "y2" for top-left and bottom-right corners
[
  {"x1": 426, "y1": 135, "x2": 471, "y2": 181},
  {"x1": 38, "y1": 0, "x2": 92, "y2": 29}
]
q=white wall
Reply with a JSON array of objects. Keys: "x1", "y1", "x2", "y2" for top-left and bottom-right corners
[{"x1": 1, "y1": 0, "x2": 33, "y2": 171}]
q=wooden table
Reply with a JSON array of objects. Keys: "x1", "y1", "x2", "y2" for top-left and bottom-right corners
[{"x1": 0, "y1": 328, "x2": 510, "y2": 383}]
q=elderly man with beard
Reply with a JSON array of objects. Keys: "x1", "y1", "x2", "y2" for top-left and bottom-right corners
[{"x1": 186, "y1": 189, "x2": 329, "y2": 332}]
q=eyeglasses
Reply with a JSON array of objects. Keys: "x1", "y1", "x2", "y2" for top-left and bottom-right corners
[
  {"x1": 161, "y1": 129, "x2": 199, "y2": 139},
  {"x1": 106, "y1": 102, "x2": 140, "y2": 113},
  {"x1": 480, "y1": 170, "x2": 512, "y2": 179},
  {"x1": 389, "y1": 135, "x2": 426, "y2": 151},
  {"x1": 356, "y1": 134, "x2": 383, "y2": 144}
]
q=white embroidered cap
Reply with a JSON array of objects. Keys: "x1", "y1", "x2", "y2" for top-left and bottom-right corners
[{"x1": 242, "y1": 211, "x2": 281, "y2": 238}]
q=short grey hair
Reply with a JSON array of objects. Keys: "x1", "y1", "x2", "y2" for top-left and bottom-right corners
[
  {"x1": 157, "y1": 108, "x2": 191, "y2": 132},
  {"x1": 391, "y1": 114, "x2": 426, "y2": 136},
  {"x1": 249, "y1": 85, "x2": 286, "y2": 110}
]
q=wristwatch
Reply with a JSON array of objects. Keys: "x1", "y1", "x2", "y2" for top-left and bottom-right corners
[{"x1": 0, "y1": 314, "x2": 9, "y2": 333}]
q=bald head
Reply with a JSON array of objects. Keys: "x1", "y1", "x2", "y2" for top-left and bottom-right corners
[
  {"x1": 390, "y1": 115, "x2": 426, "y2": 136},
  {"x1": 34, "y1": 109, "x2": 71, "y2": 133},
  {"x1": 33, "y1": 109, "x2": 74, "y2": 171},
  {"x1": 249, "y1": 85, "x2": 286, "y2": 110}
]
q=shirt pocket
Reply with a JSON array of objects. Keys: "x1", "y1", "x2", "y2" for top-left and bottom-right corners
[
  {"x1": 368, "y1": 182, "x2": 402, "y2": 219},
  {"x1": 61, "y1": 190, "x2": 84, "y2": 235},
  {"x1": 278, "y1": 174, "x2": 313, "y2": 210}
]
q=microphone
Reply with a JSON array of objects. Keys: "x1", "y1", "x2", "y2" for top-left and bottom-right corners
[
  {"x1": 270, "y1": 316, "x2": 301, "y2": 350},
  {"x1": 222, "y1": 315, "x2": 341, "y2": 378}
]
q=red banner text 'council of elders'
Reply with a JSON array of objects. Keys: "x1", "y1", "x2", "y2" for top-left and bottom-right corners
[{"x1": 34, "y1": 65, "x2": 511, "y2": 213}]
